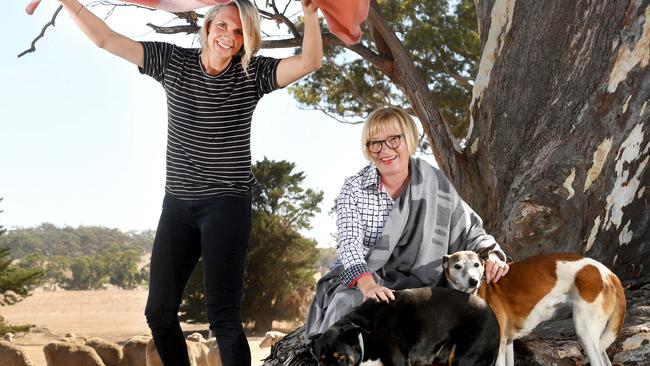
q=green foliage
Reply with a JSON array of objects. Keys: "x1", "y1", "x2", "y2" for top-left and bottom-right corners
[
  {"x1": 0, "y1": 199, "x2": 44, "y2": 306},
  {"x1": 0, "y1": 256, "x2": 43, "y2": 305},
  {"x1": 251, "y1": 158, "x2": 323, "y2": 229},
  {"x1": 289, "y1": 0, "x2": 479, "y2": 138},
  {"x1": 0, "y1": 224, "x2": 154, "y2": 258},
  {"x1": 60, "y1": 244, "x2": 147, "y2": 290},
  {"x1": 178, "y1": 159, "x2": 323, "y2": 332},
  {"x1": 62, "y1": 255, "x2": 109, "y2": 291},
  {"x1": 99, "y1": 244, "x2": 148, "y2": 290},
  {"x1": 0, "y1": 315, "x2": 31, "y2": 336},
  {"x1": 0, "y1": 199, "x2": 36, "y2": 336},
  {"x1": 4, "y1": 225, "x2": 151, "y2": 291}
]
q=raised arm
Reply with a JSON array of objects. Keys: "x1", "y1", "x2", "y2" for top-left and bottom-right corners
[
  {"x1": 275, "y1": 0, "x2": 323, "y2": 88},
  {"x1": 59, "y1": 0, "x2": 144, "y2": 67}
]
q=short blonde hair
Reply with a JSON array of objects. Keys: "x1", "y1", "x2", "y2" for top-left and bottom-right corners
[
  {"x1": 199, "y1": 0, "x2": 262, "y2": 73},
  {"x1": 361, "y1": 106, "x2": 419, "y2": 161}
]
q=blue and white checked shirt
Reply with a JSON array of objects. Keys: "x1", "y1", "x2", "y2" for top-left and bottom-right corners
[{"x1": 333, "y1": 162, "x2": 394, "y2": 287}]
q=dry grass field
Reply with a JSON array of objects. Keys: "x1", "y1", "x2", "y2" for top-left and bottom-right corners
[{"x1": 1, "y1": 288, "x2": 273, "y2": 365}]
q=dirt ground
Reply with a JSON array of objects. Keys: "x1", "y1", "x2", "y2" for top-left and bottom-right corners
[{"x1": 1, "y1": 288, "x2": 272, "y2": 366}]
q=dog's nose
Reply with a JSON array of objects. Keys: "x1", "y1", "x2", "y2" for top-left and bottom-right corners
[{"x1": 469, "y1": 278, "x2": 478, "y2": 287}]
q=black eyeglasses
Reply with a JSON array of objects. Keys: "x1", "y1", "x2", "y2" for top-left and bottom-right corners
[{"x1": 366, "y1": 135, "x2": 402, "y2": 153}]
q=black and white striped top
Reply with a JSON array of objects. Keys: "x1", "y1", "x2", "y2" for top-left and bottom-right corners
[{"x1": 139, "y1": 41, "x2": 281, "y2": 199}]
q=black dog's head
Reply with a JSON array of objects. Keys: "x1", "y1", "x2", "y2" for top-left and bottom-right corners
[{"x1": 310, "y1": 322, "x2": 368, "y2": 366}]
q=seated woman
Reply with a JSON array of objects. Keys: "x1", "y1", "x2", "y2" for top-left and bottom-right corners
[{"x1": 305, "y1": 106, "x2": 510, "y2": 337}]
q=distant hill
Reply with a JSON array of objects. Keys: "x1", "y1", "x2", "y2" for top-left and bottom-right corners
[{"x1": 0, "y1": 223, "x2": 154, "y2": 258}]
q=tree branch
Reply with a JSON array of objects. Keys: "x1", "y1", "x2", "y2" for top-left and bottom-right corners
[
  {"x1": 367, "y1": 11, "x2": 393, "y2": 63},
  {"x1": 87, "y1": 0, "x2": 157, "y2": 12},
  {"x1": 258, "y1": 9, "x2": 301, "y2": 38},
  {"x1": 174, "y1": 11, "x2": 202, "y2": 27},
  {"x1": 146, "y1": 23, "x2": 200, "y2": 34},
  {"x1": 366, "y1": 0, "x2": 461, "y2": 173},
  {"x1": 17, "y1": 5, "x2": 63, "y2": 58}
]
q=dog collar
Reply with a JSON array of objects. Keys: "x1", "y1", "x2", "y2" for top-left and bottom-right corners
[{"x1": 357, "y1": 332, "x2": 365, "y2": 363}]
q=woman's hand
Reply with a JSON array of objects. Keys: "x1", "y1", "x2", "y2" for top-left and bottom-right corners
[
  {"x1": 301, "y1": 0, "x2": 318, "y2": 15},
  {"x1": 356, "y1": 275, "x2": 395, "y2": 303},
  {"x1": 484, "y1": 253, "x2": 509, "y2": 283}
]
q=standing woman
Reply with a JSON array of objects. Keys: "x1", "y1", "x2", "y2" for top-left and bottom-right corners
[{"x1": 52, "y1": 0, "x2": 323, "y2": 365}]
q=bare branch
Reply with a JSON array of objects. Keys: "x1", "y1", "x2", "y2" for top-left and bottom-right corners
[
  {"x1": 174, "y1": 11, "x2": 202, "y2": 27},
  {"x1": 86, "y1": 0, "x2": 157, "y2": 12},
  {"x1": 258, "y1": 8, "x2": 301, "y2": 38},
  {"x1": 17, "y1": 5, "x2": 63, "y2": 58},
  {"x1": 147, "y1": 23, "x2": 200, "y2": 34},
  {"x1": 262, "y1": 38, "x2": 302, "y2": 48},
  {"x1": 281, "y1": 0, "x2": 291, "y2": 15},
  {"x1": 346, "y1": 42, "x2": 388, "y2": 71},
  {"x1": 18, "y1": 1, "x2": 200, "y2": 58}
]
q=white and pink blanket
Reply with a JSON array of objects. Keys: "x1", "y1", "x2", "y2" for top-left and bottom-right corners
[{"x1": 24, "y1": 0, "x2": 369, "y2": 45}]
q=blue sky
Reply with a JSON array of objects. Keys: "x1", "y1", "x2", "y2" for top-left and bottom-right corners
[{"x1": 1, "y1": 1, "x2": 432, "y2": 248}]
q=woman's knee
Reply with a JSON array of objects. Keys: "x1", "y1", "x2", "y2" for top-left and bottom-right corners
[{"x1": 145, "y1": 306, "x2": 179, "y2": 329}]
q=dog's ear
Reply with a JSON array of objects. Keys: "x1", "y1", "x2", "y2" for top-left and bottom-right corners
[
  {"x1": 341, "y1": 320, "x2": 371, "y2": 338},
  {"x1": 341, "y1": 321, "x2": 362, "y2": 333},
  {"x1": 478, "y1": 244, "x2": 496, "y2": 261},
  {"x1": 442, "y1": 255, "x2": 450, "y2": 269}
]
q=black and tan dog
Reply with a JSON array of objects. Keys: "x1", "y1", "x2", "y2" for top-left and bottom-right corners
[{"x1": 310, "y1": 287, "x2": 499, "y2": 366}]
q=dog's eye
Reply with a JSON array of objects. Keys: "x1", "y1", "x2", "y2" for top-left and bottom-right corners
[
  {"x1": 474, "y1": 263, "x2": 480, "y2": 268},
  {"x1": 454, "y1": 264, "x2": 462, "y2": 269}
]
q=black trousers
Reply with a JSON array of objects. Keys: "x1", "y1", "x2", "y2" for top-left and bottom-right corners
[{"x1": 145, "y1": 194, "x2": 252, "y2": 366}]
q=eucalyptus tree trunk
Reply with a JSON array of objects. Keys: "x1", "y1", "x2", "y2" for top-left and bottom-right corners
[{"x1": 462, "y1": 0, "x2": 649, "y2": 286}]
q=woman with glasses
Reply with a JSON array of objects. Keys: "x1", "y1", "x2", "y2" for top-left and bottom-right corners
[{"x1": 305, "y1": 106, "x2": 509, "y2": 337}]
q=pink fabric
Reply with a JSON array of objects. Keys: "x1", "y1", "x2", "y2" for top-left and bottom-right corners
[
  {"x1": 24, "y1": 0, "x2": 229, "y2": 15},
  {"x1": 126, "y1": 0, "x2": 230, "y2": 12},
  {"x1": 313, "y1": 0, "x2": 370, "y2": 45},
  {"x1": 24, "y1": 0, "x2": 371, "y2": 46},
  {"x1": 25, "y1": 0, "x2": 41, "y2": 15}
]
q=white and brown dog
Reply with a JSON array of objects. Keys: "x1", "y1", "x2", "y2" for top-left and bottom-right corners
[{"x1": 442, "y1": 245, "x2": 626, "y2": 366}]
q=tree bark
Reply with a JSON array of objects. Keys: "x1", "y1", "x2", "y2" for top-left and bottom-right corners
[{"x1": 460, "y1": 0, "x2": 649, "y2": 286}]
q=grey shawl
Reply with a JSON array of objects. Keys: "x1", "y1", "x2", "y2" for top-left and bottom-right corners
[{"x1": 304, "y1": 158, "x2": 502, "y2": 338}]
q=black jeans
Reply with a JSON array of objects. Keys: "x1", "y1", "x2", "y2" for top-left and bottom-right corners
[{"x1": 145, "y1": 194, "x2": 252, "y2": 366}]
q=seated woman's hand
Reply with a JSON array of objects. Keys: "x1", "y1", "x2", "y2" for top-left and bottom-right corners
[
  {"x1": 484, "y1": 253, "x2": 509, "y2": 284},
  {"x1": 356, "y1": 275, "x2": 395, "y2": 303}
]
